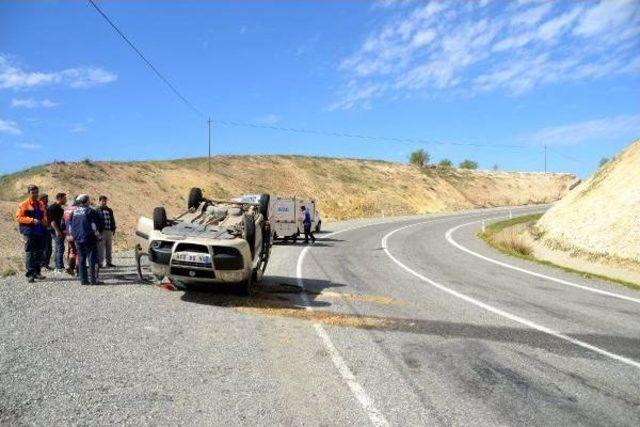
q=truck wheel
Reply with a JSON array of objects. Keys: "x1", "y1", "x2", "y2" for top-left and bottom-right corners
[
  {"x1": 315, "y1": 220, "x2": 322, "y2": 233},
  {"x1": 258, "y1": 194, "x2": 270, "y2": 218},
  {"x1": 243, "y1": 214, "x2": 256, "y2": 258},
  {"x1": 188, "y1": 187, "x2": 203, "y2": 210},
  {"x1": 153, "y1": 207, "x2": 167, "y2": 231}
]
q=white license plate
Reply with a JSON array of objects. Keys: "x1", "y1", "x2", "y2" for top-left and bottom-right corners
[{"x1": 173, "y1": 252, "x2": 211, "y2": 264}]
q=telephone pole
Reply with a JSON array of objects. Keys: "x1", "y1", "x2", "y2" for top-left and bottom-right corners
[
  {"x1": 208, "y1": 117, "x2": 212, "y2": 172},
  {"x1": 544, "y1": 144, "x2": 547, "y2": 173}
]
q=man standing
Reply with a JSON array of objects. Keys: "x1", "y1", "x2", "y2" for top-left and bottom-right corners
[
  {"x1": 97, "y1": 195, "x2": 116, "y2": 268},
  {"x1": 39, "y1": 193, "x2": 53, "y2": 270},
  {"x1": 63, "y1": 197, "x2": 78, "y2": 275},
  {"x1": 15, "y1": 185, "x2": 48, "y2": 282},
  {"x1": 68, "y1": 194, "x2": 101, "y2": 285},
  {"x1": 47, "y1": 192, "x2": 67, "y2": 272},
  {"x1": 300, "y1": 205, "x2": 316, "y2": 244}
]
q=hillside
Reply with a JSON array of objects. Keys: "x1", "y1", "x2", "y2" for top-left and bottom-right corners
[
  {"x1": 0, "y1": 155, "x2": 575, "y2": 274},
  {"x1": 537, "y1": 140, "x2": 640, "y2": 270}
]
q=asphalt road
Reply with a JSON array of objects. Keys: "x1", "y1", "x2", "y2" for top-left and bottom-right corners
[{"x1": 1, "y1": 206, "x2": 639, "y2": 426}]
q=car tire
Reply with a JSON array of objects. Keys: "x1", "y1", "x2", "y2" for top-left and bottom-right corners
[
  {"x1": 315, "y1": 220, "x2": 322, "y2": 233},
  {"x1": 153, "y1": 207, "x2": 167, "y2": 231},
  {"x1": 243, "y1": 214, "x2": 256, "y2": 258},
  {"x1": 258, "y1": 194, "x2": 270, "y2": 218},
  {"x1": 188, "y1": 187, "x2": 203, "y2": 210}
]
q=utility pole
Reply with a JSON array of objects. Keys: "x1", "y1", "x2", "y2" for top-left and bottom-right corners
[
  {"x1": 544, "y1": 144, "x2": 547, "y2": 173},
  {"x1": 208, "y1": 117, "x2": 212, "y2": 172}
]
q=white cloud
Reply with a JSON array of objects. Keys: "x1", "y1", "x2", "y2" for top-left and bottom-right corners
[
  {"x1": 255, "y1": 113, "x2": 281, "y2": 125},
  {"x1": 528, "y1": 114, "x2": 640, "y2": 146},
  {"x1": 332, "y1": 0, "x2": 640, "y2": 109},
  {"x1": 11, "y1": 98, "x2": 58, "y2": 109},
  {"x1": 537, "y1": 6, "x2": 583, "y2": 42},
  {"x1": 574, "y1": 0, "x2": 640, "y2": 38},
  {"x1": 70, "y1": 123, "x2": 87, "y2": 134},
  {"x1": 16, "y1": 143, "x2": 42, "y2": 150},
  {"x1": 0, "y1": 119, "x2": 21, "y2": 135},
  {"x1": 0, "y1": 55, "x2": 117, "y2": 90}
]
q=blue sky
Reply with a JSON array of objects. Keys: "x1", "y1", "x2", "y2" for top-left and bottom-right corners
[{"x1": 1, "y1": 0, "x2": 639, "y2": 177}]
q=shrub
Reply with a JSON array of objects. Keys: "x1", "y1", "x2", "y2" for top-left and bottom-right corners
[
  {"x1": 599, "y1": 157, "x2": 609, "y2": 167},
  {"x1": 494, "y1": 229, "x2": 532, "y2": 256},
  {"x1": 2, "y1": 267, "x2": 17, "y2": 278},
  {"x1": 459, "y1": 159, "x2": 478, "y2": 169},
  {"x1": 438, "y1": 158, "x2": 453, "y2": 168},
  {"x1": 409, "y1": 149, "x2": 430, "y2": 167}
]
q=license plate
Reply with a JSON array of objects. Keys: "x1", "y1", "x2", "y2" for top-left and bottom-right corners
[{"x1": 173, "y1": 252, "x2": 211, "y2": 264}]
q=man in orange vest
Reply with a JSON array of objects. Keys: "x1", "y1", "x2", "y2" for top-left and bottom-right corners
[{"x1": 15, "y1": 184, "x2": 49, "y2": 282}]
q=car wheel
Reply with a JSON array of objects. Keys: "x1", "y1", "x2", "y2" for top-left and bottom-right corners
[
  {"x1": 188, "y1": 187, "x2": 203, "y2": 210},
  {"x1": 153, "y1": 207, "x2": 167, "y2": 231}
]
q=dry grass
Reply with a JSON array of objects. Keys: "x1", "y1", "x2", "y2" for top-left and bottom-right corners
[
  {"x1": 0, "y1": 155, "x2": 575, "y2": 273},
  {"x1": 492, "y1": 228, "x2": 533, "y2": 256}
]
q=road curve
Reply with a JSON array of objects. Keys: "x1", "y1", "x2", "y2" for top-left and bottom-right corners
[{"x1": 1, "y1": 207, "x2": 639, "y2": 425}]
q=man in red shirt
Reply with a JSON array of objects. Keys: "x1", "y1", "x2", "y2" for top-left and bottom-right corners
[{"x1": 15, "y1": 184, "x2": 49, "y2": 282}]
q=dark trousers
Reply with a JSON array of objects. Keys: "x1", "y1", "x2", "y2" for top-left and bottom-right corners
[
  {"x1": 24, "y1": 234, "x2": 45, "y2": 277},
  {"x1": 303, "y1": 223, "x2": 316, "y2": 243},
  {"x1": 76, "y1": 241, "x2": 98, "y2": 284},
  {"x1": 53, "y1": 234, "x2": 65, "y2": 269},
  {"x1": 42, "y1": 231, "x2": 53, "y2": 267}
]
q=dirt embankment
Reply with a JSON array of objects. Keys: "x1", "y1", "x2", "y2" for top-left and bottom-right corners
[
  {"x1": 536, "y1": 140, "x2": 640, "y2": 273},
  {"x1": 0, "y1": 155, "x2": 575, "y2": 274}
]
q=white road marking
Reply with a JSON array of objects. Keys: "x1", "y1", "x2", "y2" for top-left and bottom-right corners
[
  {"x1": 294, "y1": 207, "x2": 546, "y2": 426},
  {"x1": 297, "y1": 235, "x2": 390, "y2": 427},
  {"x1": 445, "y1": 220, "x2": 640, "y2": 305},
  {"x1": 382, "y1": 222, "x2": 640, "y2": 370}
]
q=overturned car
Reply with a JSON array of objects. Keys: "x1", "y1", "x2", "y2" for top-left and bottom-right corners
[{"x1": 135, "y1": 188, "x2": 271, "y2": 293}]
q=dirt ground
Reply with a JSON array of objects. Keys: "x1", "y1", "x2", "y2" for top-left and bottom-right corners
[
  {"x1": 0, "y1": 155, "x2": 575, "y2": 274},
  {"x1": 537, "y1": 140, "x2": 640, "y2": 272}
]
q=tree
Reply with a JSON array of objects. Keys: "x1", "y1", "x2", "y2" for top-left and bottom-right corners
[
  {"x1": 459, "y1": 159, "x2": 478, "y2": 169},
  {"x1": 409, "y1": 149, "x2": 430, "y2": 167},
  {"x1": 438, "y1": 158, "x2": 453, "y2": 168},
  {"x1": 599, "y1": 157, "x2": 609, "y2": 167},
  {"x1": 492, "y1": 164, "x2": 499, "y2": 171}
]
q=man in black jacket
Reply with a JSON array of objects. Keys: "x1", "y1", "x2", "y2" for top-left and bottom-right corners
[
  {"x1": 97, "y1": 195, "x2": 117, "y2": 268},
  {"x1": 47, "y1": 192, "x2": 67, "y2": 272}
]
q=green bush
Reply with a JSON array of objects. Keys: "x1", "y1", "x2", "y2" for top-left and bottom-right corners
[
  {"x1": 2, "y1": 267, "x2": 17, "y2": 278},
  {"x1": 438, "y1": 158, "x2": 453, "y2": 167},
  {"x1": 459, "y1": 159, "x2": 478, "y2": 169},
  {"x1": 409, "y1": 149, "x2": 430, "y2": 167}
]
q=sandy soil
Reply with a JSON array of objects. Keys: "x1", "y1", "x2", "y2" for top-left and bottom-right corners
[
  {"x1": 537, "y1": 140, "x2": 640, "y2": 270},
  {"x1": 0, "y1": 156, "x2": 575, "y2": 274}
]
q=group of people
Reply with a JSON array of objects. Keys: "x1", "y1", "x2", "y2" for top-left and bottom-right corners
[{"x1": 15, "y1": 184, "x2": 117, "y2": 286}]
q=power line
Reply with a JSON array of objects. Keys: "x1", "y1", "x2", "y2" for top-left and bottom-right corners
[
  {"x1": 86, "y1": 0, "x2": 553, "y2": 154},
  {"x1": 214, "y1": 119, "x2": 530, "y2": 149},
  {"x1": 87, "y1": 0, "x2": 206, "y2": 118}
]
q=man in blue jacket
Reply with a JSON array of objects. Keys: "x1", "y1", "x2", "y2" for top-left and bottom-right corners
[
  {"x1": 300, "y1": 205, "x2": 316, "y2": 244},
  {"x1": 68, "y1": 194, "x2": 102, "y2": 285}
]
